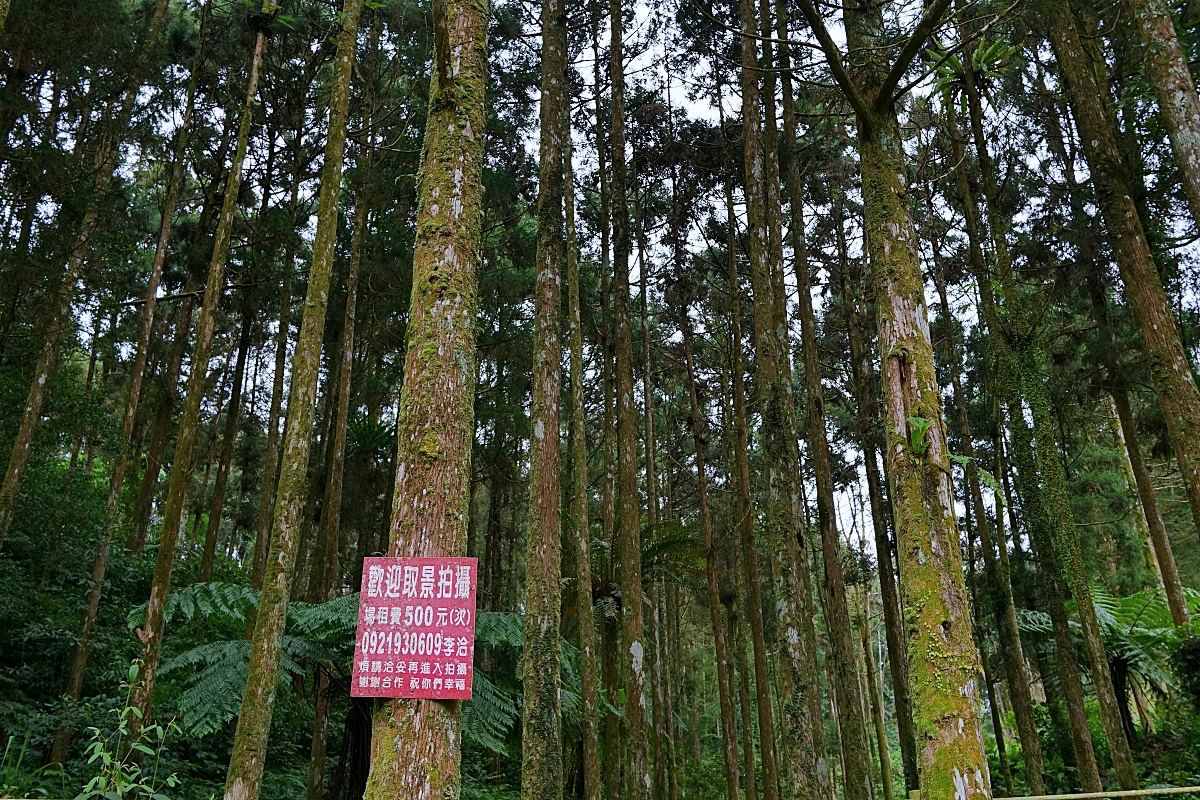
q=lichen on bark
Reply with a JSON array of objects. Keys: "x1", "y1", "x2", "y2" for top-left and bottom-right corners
[{"x1": 361, "y1": 0, "x2": 488, "y2": 793}]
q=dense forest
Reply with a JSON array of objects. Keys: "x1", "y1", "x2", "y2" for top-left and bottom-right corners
[{"x1": 1, "y1": 0, "x2": 1200, "y2": 797}]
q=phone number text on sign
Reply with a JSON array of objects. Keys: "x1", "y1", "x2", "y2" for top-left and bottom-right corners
[{"x1": 351, "y1": 557, "x2": 477, "y2": 700}]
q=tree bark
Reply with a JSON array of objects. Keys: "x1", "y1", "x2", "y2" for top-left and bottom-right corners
[
  {"x1": 222, "y1": 1, "x2": 361, "y2": 796},
  {"x1": 836, "y1": 0, "x2": 991, "y2": 789},
  {"x1": 676, "y1": 304, "x2": 739, "y2": 800},
  {"x1": 718, "y1": 71, "x2": 782, "y2": 800},
  {"x1": 783, "y1": 77, "x2": 873, "y2": 800},
  {"x1": 306, "y1": 178, "x2": 367, "y2": 800},
  {"x1": 734, "y1": 6, "x2": 824, "y2": 799},
  {"x1": 940, "y1": 100, "x2": 1049, "y2": 796},
  {"x1": 565, "y1": 72, "x2": 602, "y2": 800},
  {"x1": 521, "y1": 0, "x2": 567, "y2": 788},
  {"x1": 1125, "y1": 0, "x2": 1200, "y2": 226},
  {"x1": 360, "y1": 0, "x2": 486, "y2": 790},
  {"x1": 836, "y1": 207, "x2": 920, "y2": 794},
  {"x1": 1049, "y1": 0, "x2": 1200, "y2": 573},
  {"x1": 131, "y1": 19, "x2": 269, "y2": 730},
  {"x1": 1004, "y1": 390, "x2": 1105, "y2": 792},
  {"x1": 607, "y1": 0, "x2": 652, "y2": 793}
]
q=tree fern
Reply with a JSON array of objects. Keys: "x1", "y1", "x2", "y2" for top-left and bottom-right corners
[{"x1": 463, "y1": 670, "x2": 518, "y2": 754}]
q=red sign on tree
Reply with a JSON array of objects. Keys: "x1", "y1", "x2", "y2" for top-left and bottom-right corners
[{"x1": 351, "y1": 557, "x2": 478, "y2": 700}]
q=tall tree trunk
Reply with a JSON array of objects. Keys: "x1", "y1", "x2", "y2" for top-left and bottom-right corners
[
  {"x1": 361, "y1": 0, "x2": 486, "y2": 790},
  {"x1": 565, "y1": 76, "x2": 602, "y2": 800},
  {"x1": 306, "y1": 179, "x2": 367, "y2": 800},
  {"x1": 635, "y1": 177, "x2": 667, "y2": 800},
  {"x1": 1049, "y1": 0, "x2": 1200, "y2": 570},
  {"x1": 679, "y1": 303, "x2": 740, "y2": 800},
  {"x1": 522, "y1": 0, "x2": 566, "y2": 789},
  {"x1": 962, "y1": 499, "x2": 1014, "y2": 797},
  {"x1": 251, "y1": 172, "x2": 300, "y2": 592},
  {"x1": 956, "y1": 99, "x2": 1101, "y2": 783},
  {"x1": 131, "y1": 18, "x2": 269, "y2": 730},
  {"x1": 961, "y1": 21, "x2": 1141, "y2": 784},
  {"x1": 0, "y1": 0, "x2": 172, "y2": 546},
  {"x1": 784, "y1": 81, "x2": 873, "y2": 800},
  {"x1": 832, "y1": 0, "x2": 991, "y2": 790},
  {"x1": 1088, "y1": 277, "x2": 1190, "y2": 626},
  {"x1": 1125, "y1": 0, "x2": 1200, "y2": 226},
  {"x1": 858, "y1": 587, "x2": 895, "y2": 800},
  {"x1": 940, "y1": 100, "x2": 1048, "y2": 795},
  {"x1": 717, "y1": 72, "x2": 781, "y2": 800},
  {"x1": 1005, "y1": 393, "x2": 1105, "y2": 792},
  {"x1": 595, "y1": 17, "x2": 622, "y2": 793},
  {"x1": 733, "y1": 7, "x2": 821, "y2": 799},
  {"x1": 201, "y1": 304, "x2": 253, "y2": 581},
  {"x1": 729, "y1": 577, "x2": 758, "y2": 800},
  {"x1": 222, "y1": 2, "x2": 361, "y2": 797},
  {"x1": 607, "y1": 0, "x2": 651, "y2": 793},
  {"x1": 836, "y1": 204, "x2": 920, "y2": 794}
]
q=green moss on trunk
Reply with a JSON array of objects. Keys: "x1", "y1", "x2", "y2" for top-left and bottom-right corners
[{"x1": 361, "y1": 0, "x2": 488, "y2": 793}]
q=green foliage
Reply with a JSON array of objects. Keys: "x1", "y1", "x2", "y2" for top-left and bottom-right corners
[
  {"x1": 927, "y1": 36, "x2": 1019, "y2": 107},
  {"x1": 907, "y1": 416, "x2": 934, "y2": 456},
  {"x1": 1171, "y1": 632, "x2": 1200, "y2": 711},
  {"x1": 948, "y1": 453, "x2": 1007, "y2": 504},
  {"x1": 1019, "y1": 586, "x2": 1200, "y2": 695},
  {"x1": 2, "y1": 733, "x2": 66, "y2": 798},
  {"x1": 76, "y1": 661, "x2": 180, "y2": 800}
]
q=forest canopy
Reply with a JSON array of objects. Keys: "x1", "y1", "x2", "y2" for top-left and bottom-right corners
[{"x1": 0, "y1": 0, "x2": 1199, "y2": 798}]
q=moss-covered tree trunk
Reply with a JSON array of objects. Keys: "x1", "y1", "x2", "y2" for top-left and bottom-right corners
[
  {"x1": 306, "y1": 180, "x2": 366, "y2": 800},
  {"x1": 680, "y1": 303, "x2": 741, "y2": 800},
  {"x1": 828, "y1": 0, "x2": 990, "y2": 790},
  {"x1": 856, "y1": 115, "x2": 989, "y2": 800},
  {"x1": 1005, "y1": 402, "x2": 1103, "y2": 791},
  {"x1": 520, "y1": 0, "x2": 566, "y2": 789},
  {"x1": 565, "y1": 82, "x2": 602, "y2": 800},
  {"x1": 836, "y1": 201, "x2": 920, "y2": 795},
  {"x1": 717, "y1": 73, "x2": 778, "y2": 800},
  {"x1": 960, "y1": 19, "x2": 1140, "y2": 787},
  {"x1": 608, "y1": 0, "x2": 651, "y2": 793},
  {"x1": 735, "y1": 4, "x2": 824, "y2": 798},
  {"x1": 1048, "y1": 0, "x2": 1200, "y2": 572},
  {"x1": 939, "y1": 104, "x2": 1047, "y2": 796},
  {"x1": 220, "y1": 3, "x2": 362, "y2": 798},
  {"x1": 360, "y1": 0, "x2": 487, "y2": 790},
  {"x1": 0, "y1": 0, "x2": 171, "y2": 546},
  {"x1": 131, "y1": 15, "x2": 269, "y2": 730}
]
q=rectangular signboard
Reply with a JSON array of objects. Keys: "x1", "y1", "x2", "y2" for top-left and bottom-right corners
[{"x1": 351, "y1": 556, "x2": 478, "y2": 700}]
